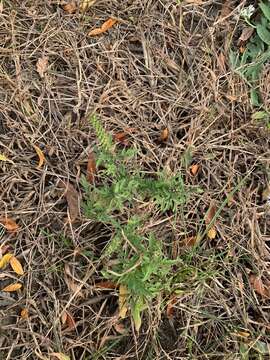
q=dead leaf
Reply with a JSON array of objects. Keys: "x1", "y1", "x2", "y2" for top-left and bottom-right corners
[
  {"x1": 238, "y1": 27, "x2": 254, "y2": 44},
  {"x1": 0, "y1": 154, "x2": 14, "y2": 164},
  {"x1": 249, "y1": 274, "x2": 270, "y2": 298},
  {"x1": 114, "y1": 132, "x2": 129, "y2": 146},
  {"x1": 95, "y1": 280, "x2": 117, "y2": 289},
  {"x1": 0, "y1": 244, "x2": 10, "y2": 256},
  {"x1": 190, "y1": 164, "x2": 199, "y2": 176},
  {"x1": 233, "y1": 331, "x2": 250, "y2": 338},
  {"x1": 119, "y1": 284, "x2": 128, "y2": 319},
  {"x1": 205, "y1": 201, "x2": 216, "y2": 225},
  {"x1": 10, "y1": 256, "x2": 24, "y2": 275},
  {"x1": 114, "y1": 322, "x2": 127, "y2": 334},
  {"x1": 21, "y1": 308, "x2": 29, "y2": 319},
  {"x1": 33, "y1": 145, "x2": 45, "y2": 169},
  {"x1": 62, "y1": 310, "x2": 76, "y2": 331},
  {"x1": 36, "y1": 56, "x2": 48, "y2": 78},
  {"x1": 62, "y1": 1, "x2": 77, "y2": 13},
  {"x1": 166, "y1": 294, "x2": 177, "y2": 319},
  {"x1": 181, "y1": 236, "x2": 198, "y2": 247},
  {"x1": 220, "y1": 0, "x2": 232, "y2": 18},
  {"x1": 80, "y1": 0, "x2": 96, "y2": 12},
  {"x1": 0, "y1": 253, "x2": 13, "y2": 269},
  {"x1": 87, "y1": 151, "x2": 96, "y2": 183},
  {"x1": 217, "y1": 52, "x2": 226, "y2": 72},
  {"x1": 59, "y1": 181, "x2": 80, "y2": 223},
  {"x1": 88, "y1": 18, "x2": 117, "y2": 36},
  {"x1": 160, "y1": 128, "x2": 169, "y2": 142},
  {"x1": 207, "y1": 227, "x2": 217, "y2": 240},
  {"x1": 0, "y1": 217, "x2": 19, "y2": 232},
  {"x1": 51, "y1": 353, "x2": 71, "y2": 360},
  {"x1": 2, "y1": 283, "x2": 22, "y2": 292}
]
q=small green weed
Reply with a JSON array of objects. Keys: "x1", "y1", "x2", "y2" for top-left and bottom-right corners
[
  {"x1": 230, "y1": 1, "x2": 270, "y2": 113},
  {"x1": 82, "y1": 115, "x2": 195, "y2": 330}
]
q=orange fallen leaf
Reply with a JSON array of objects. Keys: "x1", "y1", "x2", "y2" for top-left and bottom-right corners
[
  {"x1": 166, "y1": 294, "x2": 177, "y2": 319},
  {"x1": 59, "y1": 181, "x2": 80, "y2": 223},
  {"x1": 62, "y1": 1, "x2": 77, "y2": 14},
  {"x1": 160, "y1": 128, "x2": 169, "y2": 142},
  {"x1": 88, "y1": 18, "x2": 117, "y2": 36},
  {"x1": 0, "y1": 253, "x2": 13, "y2": 269},
  {"x1": 205, "y1": 201, "x2": 216, "y2": 225},
  {"x1": 21, "y1": 308, "x2": 29, "y2": 319},
  {"x1": 36, "y1": 56, "x2": 48, "y2": 78},
  {"x1": 10, "y1": 256, "x2": 24, "y2": 275},
  {"x1": 182, "y1": 236, "x2": 198, "y2": 247},
  {"x1": 95, "y1": 280, "x2": 117, "y2": 289},
  {"x1": 87, "y1": 151, "x2": 96, "y2": 183},
  {"x1": 0, "y1": 217, "x2": 19, "y2": 232},
  {"x1": 190, "y1": 164, "x2": 199, "y2": 176},
  {"x1": 114, "y1": 132, "x2": 129, "y2": 146},
  {"x1": 33, "y1": 145, "x2": 45, "y2": 169},
  {"x1": 249, "y1": 275, "x2": 270, "y2": 298},
  {"x1": 62, "y1": 310, "x2": 76, "y2": 331},
  {"x1": 2, "y1": 283, "x2": 22, "y2": 292}
]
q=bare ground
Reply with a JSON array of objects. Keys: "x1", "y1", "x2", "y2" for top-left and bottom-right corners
[{"x1": 1, "y1": 0, "x2": 270, "y2": 359}]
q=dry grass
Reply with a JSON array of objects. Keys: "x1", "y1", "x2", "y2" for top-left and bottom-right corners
[{"x1": 1, "y1": 0, "x2": 270, "y2": 359}]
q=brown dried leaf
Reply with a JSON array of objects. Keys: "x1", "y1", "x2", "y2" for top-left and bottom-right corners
[
  {"x1": 95, "y1": 281, "x2": 117, "y2": 289},
  {"x1": 21, "y1": 308, "x2": 29, "y2": 319},
  {"x1": 2, "y1": 283, "x2": 22, "y2": 292},
  {"x1": 182, "y1": 236, "x2": 198, "y2": 247},
  {"x1": 59, "y1": 181, "x2": 80, "y2": 223},
  {"x1": 36, "y1": 56, "x2": 48, "y2": 78},
  {"x1": 10, "y1": 256, "x2": 24, "y2": 275},
  {"x1": 88, "y1": 18, "x2": 117, "y2": 36},
  {"x1": 249, "y1": 275, "x2": 270, "y2": 298},
  {"x1": 205, "y1": 201, "x2": 217, "y2": 225},
  {"x1": 166, "y1": 294, "x2": 177, "y2": 319},
  {"x1": 0, "y1": 253, "x2": 13, "y2": 269},
  {"x1": 33, "y1": 144, "x2": 46, "y2": 169},
  {"x1": 119, "y1": 284, "x2": 128, "y2": 319},
  {"x1": 87, "y1": 151, "x2": 96, "y2": 183},
  {"x1": 160, "y1": 128, "x2": 169, "y2": 142},
  {"x1": 238, "y1": 27, "x2": 254, "y2": 44},
  {"x1": 217, "y1": 52, "x2": 226, "y2": 72},
  {"x1": 62, "y1": 310, "x2": 76, "y2": 331},
  {"x1": 190, "y1": 164, "x2": 199, "y2": 176},
  {"x1": 114, "y1": 322, "x2": 127, "y2": 335},
  {"x1": 0, "y1": 218, "x2": 19, "y2": 232},
  {"x1": 220, "y1": 0, "x2": 232, "y2": 18},
  {"x1": 62, "y1": 1, "x2": 77, "y2": 14},
  {"x1": 114, "y1": 132, "x2": 129, "y2": 146}
]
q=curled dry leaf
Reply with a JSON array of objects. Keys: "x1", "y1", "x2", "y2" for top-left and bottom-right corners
[
  {"x1": 62, "y1": 1, "x2": 77, "y2": 14},
  {"x1": 114, "y1": 321, "x2": 127, "y2": 335},
  {"x1": 33, "y1": 145, "x2": 45, "y2": 169},
  {"x1": 160, "y1": 128, "x2": 169, "y2": 142},
  {"x1": 10, "y1": 256, "x2": 24, "y2": 275},
  {"x1": 2, "y1": 283, "x2": 22, "y2": 292},
  {"x1": 118, "y1": 284, "x2": 128, "y2": 319},
  {"x1": 62, "y1": 310, "x2": 76, "y2": 331},
  {"x1": 190, "y1": 164, "x2": 199, "y2": 176},
  {"x1": 249, "y1": 274, "x2": 270, "y2": 298},
  {"x1": 0, "y1": 253, "x2": 13, "y2": 269},
  {"x1": 238, "y1": 27, "x2": 254, "y2": 44},
  {"x1": 114, "y1": 132, "x2": 129, "y2": 146},
  {"x1": 205, "y1": 201, "x2": 216, "y2": 225},
  {"x1": 87, "y1": 151, "x2": 96, "y2": 183},
  {"x1": 88, "y1": 18, "x2": 117, "y2": 36},
  {"x1": 59, "y1": 181, "x2": 80, "y2": 223},
  {"x1": 0, "y1": 217, "x2": 19, "y2": 232},
  {"x1": 36, "y1": 56, "x2": 49, "y2": 78},
  {"x1": 21, "y1": 308, "x2": 29, "y2": 319}
]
